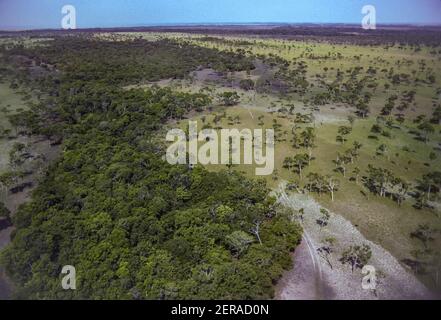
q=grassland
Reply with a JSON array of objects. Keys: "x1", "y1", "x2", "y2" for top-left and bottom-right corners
[{"x1": 126, "y1": 32, "x2": 441, "y2": 292}]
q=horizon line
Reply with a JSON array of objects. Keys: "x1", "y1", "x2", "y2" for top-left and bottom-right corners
[{"x1": 2, "y1": 22, "x2": 441, "y2": 32}]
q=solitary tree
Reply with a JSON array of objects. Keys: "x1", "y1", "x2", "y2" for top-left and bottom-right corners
[
  {"x1": 356, "y1": 102, "x2": 370, "y2": 118},
  {"x1": 336, "y1": 125, "x2": 352, "y2": 145},
  {"x1": 249, "y1": 210, "x2": 265, "y2": 245},
  {"x1": 390, "y1": 177, "x2": 409, "y2": 206},
  {"x1": 410, "y1": 224, "x2": 436, "y2": 249},
  {"x1": 340, "y1": 244, "x2": 372, "y2": 273},
  {"x1": 326, "y1": 175, "x2": 340, "y2": 202},
  {"x1": 418, "y1": 121, "x2": 435, "y2": 144},
  {"x1": 418, "y1": 172, "x2": 441, "y2": 201},
  {"x1": 365, "y1": 165, "x2": 395, "y2": 198},
  {"x1": 352, "y1": 167, "x2": 361, "y2": 185},
  {"x1": 301, "y1": 127, "x2": 316, "y2": 164},
  {"x1": 317, "y1": 237, "x2": 336, "y2": 269},
  {"x1": 292, "y1": 154, "x2": 309, "y2": 180},
  {"x1": 334, "y1": 153, "x2": 350, "y2": 177},
  {"x1": 218, "y1": 91, "x2": 240, "y2": 106},
  {"x1": 376, "y1": 144, "x2": 389, "y2": 160},
  {"x1": 307, "y1": 172, "x2": 326, "y2": 196},
  {"x1": 316, "y1": 208, "x2": 331, "y2": 230}
]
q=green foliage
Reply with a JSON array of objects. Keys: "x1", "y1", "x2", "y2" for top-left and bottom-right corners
[
  {"x1": 226, "y1": 231, "x2": 255, "y2": 257},
  {"x1": 218, "y1": 91, "x2": 241, "y2": 106},
  {"x1": 417, "y1": 121, "x2": 435, "y2": 143},
  {"x1": 0, "y1": 201, "x2": 10, "y2": 219},
  {"x1": 340, "y1": 245, "x2": 372, "y2": 273},
  {"x1": 0, "y1": 37, "x2": 301, "y2": 300},
  {"x1": 410, "y1": 224, "x2": 436, "y2": 249}
]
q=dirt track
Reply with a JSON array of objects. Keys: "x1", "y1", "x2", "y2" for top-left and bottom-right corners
[{"x1": 275, "y1": 183, "x2": 435, "y2": 300}]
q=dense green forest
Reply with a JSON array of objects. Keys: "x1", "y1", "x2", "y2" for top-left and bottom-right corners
[{"x1": 0, "y1": 36, "x2": 301, "y2": 299}]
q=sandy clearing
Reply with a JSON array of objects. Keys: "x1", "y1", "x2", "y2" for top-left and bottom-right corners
[{"x1": 275, "y1": 182, "x2": 435, "y2": 300}]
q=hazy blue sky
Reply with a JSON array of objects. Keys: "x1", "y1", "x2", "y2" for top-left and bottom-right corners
[{"x1": 0, "y1": 0, "x2": 440, "y2": 30}]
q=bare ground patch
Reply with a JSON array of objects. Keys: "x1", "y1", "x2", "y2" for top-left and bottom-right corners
[{"x1": 275, "y1": 182, "x2": 435, "y2": 300}]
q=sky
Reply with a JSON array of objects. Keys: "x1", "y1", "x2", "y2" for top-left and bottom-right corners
[{"x1": 0, "y1": 0, "x2": 440, "y2": 30}]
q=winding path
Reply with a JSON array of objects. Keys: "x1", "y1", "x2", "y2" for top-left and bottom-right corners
[{"x1": 277, "y1": 189, "x2": 326, "y2": 299}]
